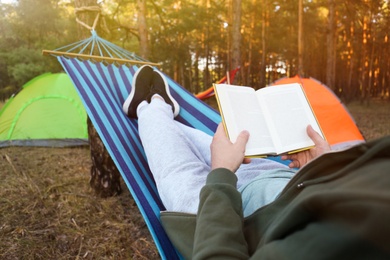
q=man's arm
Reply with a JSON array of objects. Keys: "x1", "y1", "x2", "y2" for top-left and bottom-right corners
[
  {"x1": 191, "y1": 123, "x2": 251, "y2": 259},
  {"x1": 192, "y1": 169, "x2": 250, "y2": 259}
]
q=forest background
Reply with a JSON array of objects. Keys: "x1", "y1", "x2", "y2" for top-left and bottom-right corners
[
  {"x1": 0, "y1": 0, "x2": 389, "y2": 103},
  {"x1": 1, "y1": 1, "x2": 390, "y2": 259}
]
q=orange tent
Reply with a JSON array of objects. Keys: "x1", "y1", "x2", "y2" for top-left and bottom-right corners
[{"x1": 272, "y1": 75, "x2": 365, "y2": 147}]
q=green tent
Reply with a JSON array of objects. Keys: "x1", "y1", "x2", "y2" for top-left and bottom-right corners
[{"x1": 0, "y1": 73, "x2": 88, "y2": 147}]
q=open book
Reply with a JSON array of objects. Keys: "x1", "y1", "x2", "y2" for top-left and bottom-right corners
[{"x1": 214, "y1": 83, "x2": 324, "y2": 157}]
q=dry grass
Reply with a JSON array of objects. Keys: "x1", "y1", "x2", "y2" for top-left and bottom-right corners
[
  {"x1": 0, "y1": 147, "x2": 158, "y2": 259},
  {"x1": 345, "y1": 99, "x2": 390, "y2": 141},
  {"x1": 0, "y1": 98, "x2": 389, "y2": 259}
]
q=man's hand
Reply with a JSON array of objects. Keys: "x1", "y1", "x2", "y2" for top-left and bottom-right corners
[
  {"x1": 281, "y1": 125, "x2": 331, "y2": 169},
  {"x1": 211, "y1": 123, "x2": 251, "y2": 172}
]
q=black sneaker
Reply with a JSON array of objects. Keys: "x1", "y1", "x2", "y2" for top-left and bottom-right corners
[
  {"x1": 123, "y1": 65, "x2": 154, "y2": 118},
  {"x1": 151, "y1": 70, "x2": 180, "y2": 117}
]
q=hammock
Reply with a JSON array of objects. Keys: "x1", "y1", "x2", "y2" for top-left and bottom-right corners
[
  {"x1": 44, "y1": 31, "x2": 224, "y2": 258},
  {"x1": 44, "y1": 32, "x2": 285, "y2": 259},
  {"x1": 59, "y1": 57, "x2": 224, "y2": 259}
]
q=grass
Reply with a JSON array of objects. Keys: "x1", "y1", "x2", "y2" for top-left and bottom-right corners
[
  {"x1": 0, "y1": 98, "x2": 389, "y2": 259},
  {"x1": 345, "y1": 99, "x2": 390, "y2": 140},
  {"x1": 0, "y1": 147, "x2": 158, "y2": 259}
]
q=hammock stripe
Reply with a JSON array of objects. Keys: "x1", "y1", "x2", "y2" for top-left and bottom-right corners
[{"x1": 58, "y1": 56, "x2": 221, "y2": 259}]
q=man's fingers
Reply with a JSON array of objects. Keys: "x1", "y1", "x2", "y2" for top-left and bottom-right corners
[
  {"x1": 289, "y1": 160, "x2": 300, "y2": 168},
  {"x1": 213, "y1": 123, "x2": 229, "y2": 143},
  {"x1": 243, "y1": 157, "x2": 252, "y2": 164},
  {"x1": 235, "y1": 130, "x2": 250, "y2": 149},
  {"x1": 307, "y1": 125, "x2": 324, "y2": 145},
  {"x1": 282, "y1": 153, "x2": 297, "y2": 161},
  {"x1": 215, "y1": 123, "x2": 225, "y2": 136}
]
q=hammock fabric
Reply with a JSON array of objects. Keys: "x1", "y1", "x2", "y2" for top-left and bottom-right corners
[
  {"x1": 58, "y1": 56, "x2": 222, "y2": 259},
  {"x1": 49, "y1": 32, "x2": 289, "y2": 259}
]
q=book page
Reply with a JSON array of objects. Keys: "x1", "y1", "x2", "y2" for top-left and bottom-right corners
[
  {"x1": 215, "y1": 84, "x2": 276, "y2": 156},
  {"x1": 256, "y1": 84, "x2": 323, "y2": 154}
]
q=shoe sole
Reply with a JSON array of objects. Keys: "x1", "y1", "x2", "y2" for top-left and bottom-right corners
[{"x1": 153, "y1": 70, "x2": 180, "y2": 117}]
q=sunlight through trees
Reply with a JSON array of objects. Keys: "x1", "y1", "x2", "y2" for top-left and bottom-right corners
[{"x1": 0, "y1": 0, "x2": 389, "y2": 101}]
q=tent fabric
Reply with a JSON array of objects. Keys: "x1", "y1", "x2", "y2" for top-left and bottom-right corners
[
  {"x1": 272, "y1": 75, "x2": 365, "y2": 148},
  {"x1": 0, "y1": 73, "x2": 88, "y2": 147}
]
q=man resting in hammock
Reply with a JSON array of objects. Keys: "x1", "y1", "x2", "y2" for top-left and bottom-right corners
[
  {"x1": 123, "y1": 65, "x2": 390, "y2": 259},
  {"x1": 123, "y1": 65, "x2": 318, "y2": 216}
]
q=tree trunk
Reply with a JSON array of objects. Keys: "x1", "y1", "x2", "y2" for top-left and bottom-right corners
[
  {"x1": 326, "y1": 0, "x2": 336, "y2": 90},
  {"x1": 382, "y1": 34, "x2": 390, "y2": 100},
  {"x1": 194, "y1": 50, "x2": 200, "y2": 94},
  {"x1": 260, "y1": 0, "x2": 268, "y2": 88},
  {"x1": 298, "y1": 0, "x2": 304, "y2": 76},
  {"x1": 361, "y1": 12, "x2": 370, "y2": 104},
  {"x1": 231, "y1": 0, "x2": 242, "y2": 84},
  {"x1": 74, "y1": 0, "x2": 122, "y2": 198},
  {"x1": 87, "y1": 117, "x2": 122, "y2": 197},
  {"x1": 137, "y1": 0, "x2": 150, "y2": 59},
  {"x1": 246, "y1": 0, "x2": 256, "y2": 87}
]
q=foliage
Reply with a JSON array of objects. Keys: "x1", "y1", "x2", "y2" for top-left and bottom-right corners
[
  {"x1": 0, "y1": 0, "x2": 389, "y2": 102},
  {"x1": 0, "y1": 0, "x2": 77, "y2": 100}
]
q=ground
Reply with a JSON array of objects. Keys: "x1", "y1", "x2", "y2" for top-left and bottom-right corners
[
  {"x1": 0, "y1": 99, "x2": 389, "y2": 259},
  {"x1": 0, "y1": 146, "x2": 158, "y2": 259}
]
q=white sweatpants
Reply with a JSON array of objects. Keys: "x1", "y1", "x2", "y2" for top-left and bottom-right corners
[{"x1": 138, "y1": 98, "x2": 295, "y2": 215}]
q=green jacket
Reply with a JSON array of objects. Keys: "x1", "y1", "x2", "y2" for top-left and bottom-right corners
[{"x1": 161, "y1": 136, "x2": 390, "y2": 259}]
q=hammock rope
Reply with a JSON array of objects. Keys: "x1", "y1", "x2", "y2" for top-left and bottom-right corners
[
  {"x1": 43, "y1": 4, "x2": 159, "y2": 67},
  {"x1": 74, "y1": 5, "x2": 102, "y2": 32},
  {"x1": 42, "y1": 30, "x2": 160, "y2": 66}
]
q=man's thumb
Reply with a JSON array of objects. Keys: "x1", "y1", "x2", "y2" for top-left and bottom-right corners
[{"x1": 307, "y1": 125, "x2": 322, "y2": 144}]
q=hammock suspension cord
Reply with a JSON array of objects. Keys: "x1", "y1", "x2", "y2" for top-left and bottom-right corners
[{"x1": 42, "y1": 4, "x2": 159, "y2": 66}]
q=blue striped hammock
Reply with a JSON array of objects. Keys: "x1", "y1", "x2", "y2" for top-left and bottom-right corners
[
  {"x1": 55, "y1": 57, "x2": 219, "y2": 259},
  {"x1": 46, "y1": 33, "x2": 284, "y2": 259}
]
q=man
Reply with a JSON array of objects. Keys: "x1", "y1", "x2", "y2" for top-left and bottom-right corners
[
  {"x1": 123, "y1": 65, "x2": 310, "y2": 216},
  {"x1": 124, "y1": 65, "x2": 390, "y2": 259}
]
